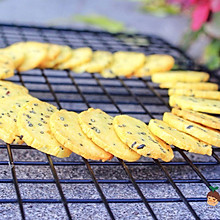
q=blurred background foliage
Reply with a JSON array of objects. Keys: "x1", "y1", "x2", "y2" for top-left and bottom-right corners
[
  {"x1": 74, "y1": 15, "x2": 126, "y2": 33},
  {"x1": 75, "y1": 0, "x2": 219, "y2": 71}
]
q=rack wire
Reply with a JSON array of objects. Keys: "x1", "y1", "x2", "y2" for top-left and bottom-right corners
[{"x1": 0, "y1": 23, "x2": 219, "y2": 220}]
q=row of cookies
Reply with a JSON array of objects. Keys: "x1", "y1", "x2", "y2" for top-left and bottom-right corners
[
  {"x1": 150, "y1": 70, "x2": 220, "y2": 154},
  {"x1": 0, "y1": 41, "x2": 175, "y2": 79},
  {"x1": 149, "y1": 108, "x2": 220, "y2": 156},
  {"x1": 0, "y1": 80, "x2": 174, "y2": 162},
  {"x1": 151, "y1": 71, "x2": 220, "y2": 114},
  {"x1": 2, "y1": 79, "x2": 220, "y2": 162}
]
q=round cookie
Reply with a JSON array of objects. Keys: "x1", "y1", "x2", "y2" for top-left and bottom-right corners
[
  {"x1": 104, "y1": 51, "x2": 145, "y2": 77},
  {"x1": 39, "y1": 43, "x2": 61, "y2": 68},
  {"x1": 152, "y1": 71, "x2": 210, "y2": 83},
  {"x1": 50, "y1": 109, "x2": 113, "y2": 161},
  {"x1": 172, "y1": 108, "x2": 220, "y2": 130},
  {"x1": 148, "y1": 119, "x2": 212, "y2": 156},
  {"x1": 74, "y1": 51, "x2": 112, "y2": 73},
  {"x1": 11, "y1": 42, "x2": 47, "y2": 72},
  {"x1": 0, "y1": 80, "x2": 28, "y2": 99},
  {"x1": 134, "y1": 54, "x2": 175, "y2": 77},
  {"x1": 163, "y1": 112, "x2": 220, "y2": 147},
  {"x1": 56, "y1": 47, "x2": 92, "y2": 69},
  {"x1": 0, "y1": 47, "x2": 24, "y2": 69},
  {"x1": 160, "y1": 82, "x2": 218, "y2": 90},
  {"x1": 168, "y1": 89, "x2": 220, "y2": 100},
  {"x1": 113, "y1": 115, "x2": 174, "y2": 162},
  {"x1": 0, "y1": 94, "x2": 37, "y2": 144},
  {"x1": 0, "y1": 54, "x2": 15, "y2": 79},
  {"x1": 17, "y1": 100, "x2": 72, "y2": 158},
  {"x1": 48, "y1": 45, "x2": 72, "y2": 68},
  {"x1": 78, "y1": 108, "x2": 141, "y2": 162},
  {"x1": 169, "y1": 95, "x2": 220, "y2": 114}
]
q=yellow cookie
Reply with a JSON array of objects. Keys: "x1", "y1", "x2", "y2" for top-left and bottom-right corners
[
  {"x1": 172, "y1": 108, "x2": 220, "y2": 130},
  {"x1": 50, "y1": 109, "x2": 113, "y2": 161},
  {"x1": 160, "y1": 82, "x2": 218, "y2": 90},
  {"x1": 39, "y1": 43, "x2": 61, "y2": 68},
  {"x1": 152, "y1": 71, "x2": 209, "y2": 83},
  {"x1": 113, "y1": 115, "x2": 174, "y2": 162},
  {"x1": 101, "y1": 69, "x2": 117, "y2": 78},
  {"x1": 148, "y1": 119, "x2": 212, "y2": 156},
  {"x1": 0, "y1": 47, "x2": 24, "y2": 69},
  {"x1": 47, "y1": 45, "x2": 72, "y2": 68},
  {"x1": 56, "y1": 47, "x2": 92, "y2": 69},
  {"x1": 0, "y1": 55, "x2": 15, "y2": 79},
  {"x1": 11, "y1": 42, "x2": 47, "y2": 72},
  {"x1": 169, "y1": 95, "x2": 220, "y2": 114},
  {"x1": 163, "y1": 112, "x2": 220, "y2": 147},
  {"x1": 102, "y1": 51, "x2": 145, "y2": 77},
  {"x1": 17, "y1": 100, "x2": 72, "y2": 158},
  {"x1": 168, "y1": 89, "x2": 220, "y2": 100},
  {"x1": 78, "y1": 108, "x2": 141, "y2": 162},
  {"x1": 0, "y1": 94, "x2": 37, "y2": 144},
  {"x1": 73, "y1": 51, "x2": 113, "y2": 73},
  {"x1": 0, "y1": 80, "x2": 28, "y2": 99},
  {"x1": 134, "y1": 54, "x2": 175, "y2": 77}
]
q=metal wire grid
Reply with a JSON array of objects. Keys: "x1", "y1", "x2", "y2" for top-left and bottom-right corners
[{"x1": 0, "y1": 23, "x2": 219, "y2": 220}]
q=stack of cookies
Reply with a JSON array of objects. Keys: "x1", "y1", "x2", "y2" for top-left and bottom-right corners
[
  {"x1": 149, "y1": 70, "x2": 220, "y2": 156},
  {"x1": 151, "y1": 71, "x2": 220, "y2": 114},
  {"x1": 0, "y1": 41, "x2": 175, "y2": 79}
]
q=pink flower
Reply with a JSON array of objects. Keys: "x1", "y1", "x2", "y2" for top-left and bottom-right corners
[
  {"x1": 168, "y1": 0, "x2": 220, "y2": 31},
  {"x1": 191, "y1": 0, "x2": 211, "y2": 31},
  {"x1": 210, "y1": 0, "x2": 220, "y2": 12}
]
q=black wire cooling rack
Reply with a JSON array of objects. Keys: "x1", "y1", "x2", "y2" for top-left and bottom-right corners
[{"x1": 0, "y1": 23, "x2": 219, "y2": 220}]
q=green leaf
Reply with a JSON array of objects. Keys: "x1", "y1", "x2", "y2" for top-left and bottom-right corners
[
  {"x1": 180, "y1": 28, "x2": 204, "y2": 51},
  {"x1": 74, "y1": 14, "x2": 125, "y2": 33},
  {"x1": 139, "y1": 0, "x2": 180, "y2": 16},
  {"x1": 204, "y1": 12, "x2": 220, "y2": 39},
  {"x1": 203, "y1": 39, "x2": 220, "y2": 70}
]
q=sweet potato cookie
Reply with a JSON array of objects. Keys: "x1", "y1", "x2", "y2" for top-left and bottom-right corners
[
  {"x1": 47, "y1": 45, "x2": 72, "y2": 68},
  {"x1": 113, "y1": 115, "x2": 174, "y2": 162},
  {"x1": 172, "y1": 108, "x2": 220, "y2": 130},
  {"x1": 152, "y1": 71, "x2": 209, "y2": 83},
  {"x1": 78, "y1": 108, "x2": 141, "y2": 162},
  {"x1": 50, "y1": 109, "x2": 113, "y2": 161},
  {"x1": 13, "y1": 42, "x2": 47, "y2": 72},
  {"x1": 0, "y1": 55, "x2": 15, "y2": 79},
  {"x1": 148, "y1": 119, "x2": 212, "y2": 156},
  {"x1": 0, "y1": 80, "x2": 28, "y2": 99},
  {"x1": 0, "y1": 47, "x2": 24, "y2": 69},
  {"x1": 160, "y1": 82, "x2": 218, "y2": 90},
  {"x1": 169, "y1": 95, "x2": 220, "y2": 114},
  {"x1": 17, "y1": 100, "x2": 72, "y2": 158},
  {"x1": 39, "y1": 43, "x2": 61, "y2": 68},
  {"x1": 0, "y1": 94, "x2": 37, "y2": 144},
  {"x1": 168, "y1": 89, "x2": 220, "y2": 100},
  {"x1": 74, "y1": 51, "x2": 113, "y2": 73},
  {"x1": 163, "y1": 112, "x2": 220, "y2": 147},
  {"x1": 56, "y1": 47, "x2": 92, "y2": 69},
  {"x1": 134, "y1": 54, "x2": 175, "y2": 77},
  {"x1": 102, "y1": 51, "x2": 145, "y2": 77}
]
